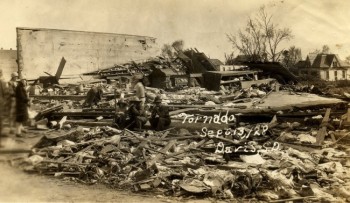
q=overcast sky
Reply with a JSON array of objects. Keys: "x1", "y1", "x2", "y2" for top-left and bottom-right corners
[{"x1": 1, "y1": 0, "x2": 350, "y2": 61}]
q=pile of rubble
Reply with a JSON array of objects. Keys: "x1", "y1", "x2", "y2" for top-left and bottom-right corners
[
  {"x1": 10, "y1": 55, "x2": 350, "y2": 202},
  {"x1": 16, "y1": 108, "x2": 350, "y2": 202}
]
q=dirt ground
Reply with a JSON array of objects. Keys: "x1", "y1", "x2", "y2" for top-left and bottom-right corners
[
  {"x1": 0, "y1": 163, "x2": 165, "y2": 202},
  {"x1": 0, "y1": 160, "x2": 219, "y2": 203},
  {"x1": 0, "y1": 133, "x2": 167, "y2": 202}
]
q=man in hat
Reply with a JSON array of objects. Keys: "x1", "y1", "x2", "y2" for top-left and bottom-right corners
[
  {"x1": 114, "y1": 99, "x2": 128, "y2": 128},
  {"x1": 8, "y1": 72, "x2": 18, "y2": 134},
  {"x1": 0, "y1": 69, "x2": 9, "y2": 141},
  {"x1": 150, "y1": 95, "x2": 171, "y2": 131},
  {"x1": 132, "y1": 73, "x2": 146, "y2": 110},
  {"x1": 123, "y1": 96, "x2": 147, "y2": 130}
]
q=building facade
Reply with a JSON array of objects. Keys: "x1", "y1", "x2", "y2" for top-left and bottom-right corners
[
  {"x1": 0, "y1": 49, "x2": 18, "y2": 81},
  {"x1": 296, "y1": 54, "x2": 350, "y2": 81},
  {"x1": 17, "y1": 27, "x2": 160, "y2": 80}
]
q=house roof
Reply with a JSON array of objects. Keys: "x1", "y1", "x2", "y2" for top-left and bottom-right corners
[
  {"x1": 311, "y1": 54, "x2": 347, "y2": 68},
  {"x1": 235, "y1": 55, "x2": 252, "y2": 62},
  {"x1": 301, "y1": 54, "x2": 350, "y2": 68},
  {"x1": 209, "y1": 59, "x2": 224, "y2": 67},
  {"x1": 205, "y1": 70, "x2": 258, "y2": 76},
  {"x1": 306, "y1": 53, "x2": 318, "y2": 66}
]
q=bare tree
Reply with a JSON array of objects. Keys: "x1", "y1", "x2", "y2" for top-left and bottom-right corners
[
  {"x1": 224, "y1": 52, "x2": 235, "y2": 65},
  {"x1": 282, "y1": 46, "x2": 302, "y2": 69},
  {"x1": 311, "y1": 45, "x2": 331, "y2": 55},
  {"x1": 161, "y1": 44, "x2": 174, "y2": 59},
  {"x1": 345, "y1": 55, "x2": 350, "y2": 65},
  {"x1": 227, "y1": 6, "x2": 293, "y2": 62},
  {"x1": 227, "y1": 18, "x2": 266, "y2": 62},
  {"x1": 161, "y1": 40, "x2": 185, "y2": 59},
  {"x1": 321, "y1": 45, "x2": 330, "y2": 54},
  {"x1": 172, "y1": 40, "x2": 184, "y2": 52}
]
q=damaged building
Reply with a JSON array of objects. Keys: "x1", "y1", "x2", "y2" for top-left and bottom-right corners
[{"x1": 16, "y1": 27, "x2": 160, "y2": 80}]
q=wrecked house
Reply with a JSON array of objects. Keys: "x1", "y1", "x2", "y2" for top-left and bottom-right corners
[
  {"x1": 82, "y1": 61, "x2": 152, "y2": 87},
  {"x1": 175, "y1": 49, "x2": 222, "y2": 87},
  {"x1": 29, "y1": 57, "x2": 67, "y2": 88},
  {"x1": 231, "y1": 54, "x2": 299, "y2": 84},
  {"x1": 177, "y1": 49, "x2": 219, "y2": 73},
  {"x1": 202, "y1": 70, "x2": 276, "y2": 91},
  {"x1": 209, "y1": 58, "x2": 224, "y2": 70},
  {"x1": 148, "y1": 67, "x2": 187, "y2": 89},
  {"x1": 16, "y1": 27, "x2": 160, "y2": 80},
  {"x1": 295, "y1": 53, "x2": 350, "y2": 81},
  {"x1": 242, "y1": 62, "x2": 299, "y2": 84}
]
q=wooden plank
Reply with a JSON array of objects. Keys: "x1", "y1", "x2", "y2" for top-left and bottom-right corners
[
  {"x1": 146, "y1": 140, "x2": 176, "y2": 168},
  {"x1": 57, "y1": 116, "x2": 67, "y2": 129},
  {"x1": 52, "y1": 111, "x2": 114, "y2": 117},
  {"x1": 65, "y1": 120, "x2": 113, "y2": 126},
  {"x1": 220, "y1": 79, "x2": 240, "y2": 85},
  {"x1": 34, "y1": 104, "x2": 63, "y2": 120},
  {"x1": 41, "y1": 160, "x2": 89, "y2": 166},
  {"x1": 169, "y1": 108, "x2": 199, "y2": 116},
  {"x1": 31, "y1": 95, "x2": 86, "y2": 100},
  {"x1": 316, "y1": 108, "x2": 331, "y2": 145},
  {"x1": 55, "y1": 57, "x2": 66, "y2": 80},
  {"x1": 269, "y1": 196, "x2": 316, "y2": 203},
  {"x1": 0, "y1": 149, "x2": 32, "y2": 154},
  {"x1": 164, "y1": 139, "x2": 207, "y2": 159}
]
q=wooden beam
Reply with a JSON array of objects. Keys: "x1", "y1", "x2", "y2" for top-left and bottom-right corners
[
  {"x1": 146, "y1": 140, "x2": 176, "y2": 167},
  {"x1": 34, "y1": 105, "x2": 63, "y2": 120},
  {"x1": 169, "y1": 108, "x2": 199, "y2": 116},
  {"x1": 65, "y1": 120, "x2": 113, "y2": 126},
  {"x1": 31, "y1": 95, "x2": 86, "y2": 100},
  {"x1": 52, "y1": 111, "x2": 115, "y2": 117},
  {"x1": 269, "y1": 196, "x2": 316, "y2": 203},
  {"x1": 0, "y1": 149, "x2": 32, "y2": 154},
  {"x1": 316, "y1": 108, "x2": 331, "y2": 145}
]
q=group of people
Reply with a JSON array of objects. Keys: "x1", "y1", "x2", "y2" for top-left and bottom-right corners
[
  {"x1": 0, "y1": 69, "x2": 30, "y2": 139},
  {"x1": 1, "y1": 69, "x2": 171, "y2": 143},
  {"x1": 115, "y1": 95, "x2": 171, "y2": 131},
  {"x1": 114, "y1": 74, "x2": 171, "y2": 131}
]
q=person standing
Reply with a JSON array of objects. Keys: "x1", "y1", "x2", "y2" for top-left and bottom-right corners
[
  {"x1": 150, "y1": 96, "x2": 171, "y2": 131},
  {"x1": 8, "y1": 72, "x2": 18, "y2": 134},
  {"x1": 132, "y1": 73, "x2": 146, "y2": 110},
  {"x1": 15, "y1": 79, "x2": 30, "y2": 137},
  {"x1": 0, "y1": 69, "x2": 9, "y2": 143}
]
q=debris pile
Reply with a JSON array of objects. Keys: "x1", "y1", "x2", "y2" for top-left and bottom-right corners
[
  {"x1": 8, "y1": 47, "x2": 350, "y2": 202},
  {"x1": 18, "y1": 109, "x2": 350, "y2": 202}
]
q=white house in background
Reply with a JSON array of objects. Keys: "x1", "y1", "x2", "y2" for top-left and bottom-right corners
[{"x1": 296, "y1": 54, "x2": 350, "y2": 81}]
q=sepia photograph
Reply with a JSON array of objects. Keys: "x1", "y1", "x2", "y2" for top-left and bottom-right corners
[{"x1": 0, "y1": 0, "x2": 350, "y2": 202}]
